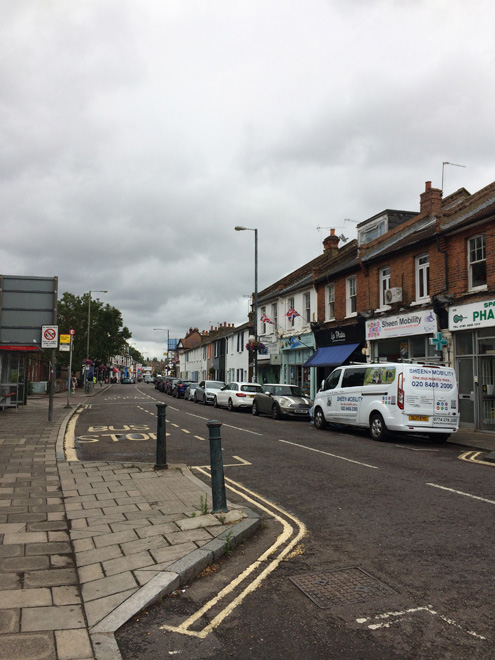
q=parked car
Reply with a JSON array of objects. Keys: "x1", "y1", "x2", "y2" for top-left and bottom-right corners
[
  {"x1": 158, "y1": 377, "x2": 173, "y2": 393},
  {"x1": 172, "y1": 380, "x2": 196, "y2": 398},
  {"x1": 252, "y1": 384, "x2": 313, "y2": 419},
  {"x1": 164, "y1": 378, "x2": 180, "y2": 395},
  {"x1": 154, "y1": 376, "x2": 164, "y2": 390},
  {"x1": 312, "y1": 362, "x2": 459, "y2": 441},
  {"x1": 213, "y1": 382, "x2": 264, "y2": 411},
  {"x1": 184, "y1": 383, "x2": 200, "y2": 401},
  {"x1": 194, "y1": 380, "x2": 226, "y2": 405},
  {"x1": 121, "y1": 377, "x2": 132, "y2": 384}
]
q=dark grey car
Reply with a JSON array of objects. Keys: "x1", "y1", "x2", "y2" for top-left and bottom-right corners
[{"x1": 252, "y1": 384, "x2": 313, "y2": 419}]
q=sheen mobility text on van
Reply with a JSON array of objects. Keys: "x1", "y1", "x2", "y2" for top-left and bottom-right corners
[{"x1": 313, "y1": 362, "x2": 459, "y2": 441}]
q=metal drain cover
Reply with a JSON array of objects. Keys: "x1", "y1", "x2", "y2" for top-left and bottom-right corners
[{"x1": 290, "y1": 567, "x2": 397, "y2": 608}]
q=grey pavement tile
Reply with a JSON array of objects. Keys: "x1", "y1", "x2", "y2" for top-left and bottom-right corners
[
  {"x1": 72, "y1": 538, "x2": 96, "y2": 553},
  {"x1": 164, "y1": 528, "x2": 213, "y2": 545},
  {"x1": 21, "y1": 604, "x2": 85, "y2": 631},
  {"x1": 24, "y1": 568, "x2": 78, "y2": 588},
  {"x1": 0, "y1": 631, "x2": 56, "y2": 660},
  {"x1": 0, "y1": 522, "x2": 27, "y2": 534},
  {"x1": 0, "y1": 587, "x2": 52, "y2": 608},
  {"x1": 7, "y1": 513, "x2": 47, "y2": 523},
  {"x1": 82, "y1": 571, "x2": 137, "y2": 602},
  {"x1": 52, "y1": 586, "x2": 81, "y2": 606},
  {"x1": 102, "y1": 550, "x2": 155, "y2": 577},
  {"x1": 0, "y1": 572, "x2": 22, "y2": 589},
  {"x1": 149, "y1": 541, "x2": 198, "y2": 564},
  {"x1": 27, "y1": 520, "x2": 68, "y2": 532},
  {"x1": 75, "y1": 545, "x2": 123, "y2": 568},
  {"x1": 47, "y1": 531, "x2": 69, "y2": 542},
  {"x1": 92, "y1": 529, "x2": 138, "y2": 549},
  {"x1": 0, "y1": 555, "x2": 50, "y2": 572},
  {"x1": 119, "y1": 533, "x2": 171, "y2": 557},
  {"x1": 50, "y1": 555, "x2": 74, "y2": 568},
  {"x1": 0, "y1": 608, "x2": 20, "y2": 633},
  {"x1": 55, "y1": 628, "x2": 93, "y2": 660},
  {"x1": 27, "y1": 541, "x2": 72, "y2": 556},
  {"x1": 84, "y1": 588, "x2": 137, "y2": 628},
  {"x1": 3, "y1": 531, "x2": 48, "y2": 545},
  {"x1": 78, "y1": 563, "x2": 104, "y2": 584},
  {"x1": 135, "y1": 521, "x2": 178, "y2": 539}
]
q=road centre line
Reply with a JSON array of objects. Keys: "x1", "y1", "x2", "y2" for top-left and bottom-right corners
[
  {"x1": 278, "y1": 439, "x2": 378, "y2": 469},
  {"x1": 426, "y1": 482, "x2": 495, "y2": 505},
  {"x1": 160, "y1": 472, "x2": 306, "y2": 638}
]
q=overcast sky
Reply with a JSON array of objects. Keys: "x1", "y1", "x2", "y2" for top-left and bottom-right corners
[{"x1": 2, "y1": 0, "x2": 495, "y2": 359}]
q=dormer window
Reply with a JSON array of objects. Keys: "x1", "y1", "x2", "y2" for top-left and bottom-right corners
[{"x1": 358, "y1": 216, "x2": 387, "y2": 245}]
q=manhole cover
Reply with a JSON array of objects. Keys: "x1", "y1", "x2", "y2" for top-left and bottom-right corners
[{"x1": 290, "y1": 567, "x2": 397, "y2": 608}]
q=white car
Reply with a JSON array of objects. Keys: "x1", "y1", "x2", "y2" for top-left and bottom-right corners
[{"x1": 213, "y1": 382, "x2": 264, "y2": 411}]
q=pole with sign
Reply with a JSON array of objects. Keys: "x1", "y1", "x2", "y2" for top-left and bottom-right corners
[
  {"x1": 60, "y1": 333, "x2": 74, "y2": 408},
  {"x1": 42, "y1": 324, "x2": 59, "y2": 421}
]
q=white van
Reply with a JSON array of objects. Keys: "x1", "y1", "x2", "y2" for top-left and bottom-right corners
[{"x1": 313, "y1": 362, "x2": 459, "y2": 441}]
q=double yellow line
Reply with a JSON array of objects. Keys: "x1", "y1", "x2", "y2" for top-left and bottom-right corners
[{"x1": 160, "y1": 471, "x2": 307, "y2": 638}]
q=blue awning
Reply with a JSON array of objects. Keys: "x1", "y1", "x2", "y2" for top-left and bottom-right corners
[{"x1": 303, "y1": 342, "x2": 360, "y2": 367}]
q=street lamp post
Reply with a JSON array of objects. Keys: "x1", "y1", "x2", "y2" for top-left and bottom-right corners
[
  {"x1": 86, "y1": 290, "x2": 108, "y2": 391},
  {"x1": 235, "y1": 226, "x2": 258, "y2": 383},
  {"x1": 153, "y1": 328, "x2": 170, "y2": 375}
]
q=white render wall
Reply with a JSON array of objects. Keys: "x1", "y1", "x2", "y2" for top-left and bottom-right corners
[{"x1": 224, "y1": 329, "x2": 250, "y2": 383}]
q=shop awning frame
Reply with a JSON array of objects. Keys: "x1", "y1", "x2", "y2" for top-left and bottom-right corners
[{"x1": 303, "y1": 342, "x2": 360, "y2": 367}]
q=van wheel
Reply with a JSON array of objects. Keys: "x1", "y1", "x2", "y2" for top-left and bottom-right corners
[
  {"x1": 272, "y1": 404, "x2": 282, "y2": 420},
  {"x1": 252, "y1": 401, "x2": 259, "y2": 416},
  {"x1": 428, "y1": 433, "x2": 450, "y2": 443},
  {"x1": 370, "y1": 413, "x2": 388, "y2": 441},
  {"x1": 314, "y1": 407, "x2": 326, "y2": 430}
]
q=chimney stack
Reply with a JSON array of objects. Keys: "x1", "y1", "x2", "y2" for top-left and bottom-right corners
[
  {"x1": 420, "y1": 181, "x2": 442, "y2": 216},
  {"x1": 322, "y1": 228, "x2": 340, "y2": 257}
]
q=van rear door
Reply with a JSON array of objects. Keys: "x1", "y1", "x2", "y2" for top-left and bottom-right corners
[{"x1": 403, "y1": 366, "x2": 458, "y2": 430}]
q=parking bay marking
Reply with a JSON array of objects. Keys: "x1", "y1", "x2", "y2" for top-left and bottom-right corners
[
  {"x1": 278, "y1": 439, "x2": 378, "y2": 469},
  {"x1": 426, "y1": 482, "x2": 495, "y2": 505}
]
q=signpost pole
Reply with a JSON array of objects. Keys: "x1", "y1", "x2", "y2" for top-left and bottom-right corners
[{"x1": 66, "y1": 336, "x2": 73, "y2": 408}]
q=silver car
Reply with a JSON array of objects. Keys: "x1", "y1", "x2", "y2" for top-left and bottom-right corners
[
  {"x1": 252, "y1": 384, "x2": 313, "y2": 419},
  {"x1": 194, "y1": 380, "x2": 226, "y2": 405}
]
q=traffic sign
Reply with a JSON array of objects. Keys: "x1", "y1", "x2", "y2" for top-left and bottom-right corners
[{"x1": 41, "y1": 325, "x2": 59, "y2": 348}]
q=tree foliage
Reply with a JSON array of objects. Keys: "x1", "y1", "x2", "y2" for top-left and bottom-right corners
[{"x1": 57, "y1": 292, "x2": 132, "y2": 368}]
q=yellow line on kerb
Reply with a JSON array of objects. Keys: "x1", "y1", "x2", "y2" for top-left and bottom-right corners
[
  {"x1": 459, "y1": 450, "x2": 495, "y2": 467},
  {"x1": 159, "y1": 472, "x2": 306, "y2": 638}
]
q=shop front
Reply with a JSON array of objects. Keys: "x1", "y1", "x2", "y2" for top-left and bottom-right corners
[
  {"x1": 365, "y1": 309, "x2": 438, "y2": 363},
  {"x1": 449, "y1": 299, "x2": 495, "y2": 430},
  {"x1": 303, "y1": 324, "x2": 365, "y2": 399},
  {"x1": 280, "y1": 333, "x2": 315, "y2": 397}
]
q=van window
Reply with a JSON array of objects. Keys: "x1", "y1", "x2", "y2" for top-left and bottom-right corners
[
  {"x1": 342, "y1": 368, "x2": 366, "y2": 388},
  {"x1": 363, "y1": 366, "x2": 396, "y2": 385},
  {"x1": 324, "y1": 369, "x2": 342, "y2": 391}
]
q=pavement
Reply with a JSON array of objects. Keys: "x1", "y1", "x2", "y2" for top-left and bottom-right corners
[
  {"x1": 0, "y1": 388, "x2": 261, "y2": 660},
  {"x1": 1, "y1": 390, "x2": 494, "y2": 660}
]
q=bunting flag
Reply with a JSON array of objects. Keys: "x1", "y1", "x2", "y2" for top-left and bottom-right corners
[
  {"x1": 260, "y1": 312, "x2": 274, "y2": 324},
  {"x1": 286, "y1": 307, "x2": 300, "y2": 322}
]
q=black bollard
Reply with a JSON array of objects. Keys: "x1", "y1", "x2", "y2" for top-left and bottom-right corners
[
  {"x1": 155, "y1": 403, "x2": 168, "y2": 470},
  {"x1": 207, "y1": 420, "x2": 228, "y2": 513}
]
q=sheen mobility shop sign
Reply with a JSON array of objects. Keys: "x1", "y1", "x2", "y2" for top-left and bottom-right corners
[
  {"x1": 366, "y1": 309, "x2": 437, "y2": 340},
  {"x1": 449, "y1": 298, "x2": 495, "y2": 331}
]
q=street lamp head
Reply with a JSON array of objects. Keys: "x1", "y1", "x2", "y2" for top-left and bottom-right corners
[{"x1": 234, "y1": 226, "x2": 246, "y2": 231}]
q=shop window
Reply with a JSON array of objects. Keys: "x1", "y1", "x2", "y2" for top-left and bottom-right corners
[
  {"x1": 456, "y1": 332, "x2": 473, "y2": 356},
  {"x1": 415, "y1": 254, "x2": 430, "y2": 301},
  {"x1": 346, "y1": 276, "x2": 357, "y2": 317},
  {"x1": 468, "y1": 234, "x2": 486, "y2": 290},
  {"x1": 379, "y1": 267, "x2": 390, "y2": 308},
  {"x1": 326, "y1": 283, "x2": 335, "y2": 321}
]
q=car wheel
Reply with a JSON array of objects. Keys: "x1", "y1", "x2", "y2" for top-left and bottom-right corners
[
  {"x1": 369, "y1": 412, "x2": 388, "y2": 441},
  {"x1": 203, "y1": 395, "x2": 208, "y2": 405},
  {"x1": 314, "y1": 407, "x2": 326, "y2": 430},
  {"x1": 213, "y1": 396, "x2": 218, "y2": 408},
  {"x1": 272, "y1": 403, "x2": 281, "y2": 420},
  {"x1": 252, "y1": 401, "x2": 259, "y2": 416},
  {"x1": 428, "y1": 433, "x2": 450, "y2": 443},
  {"x1": 228, "y1": 398, "x2": 235, "y2": 412},
  {"x1": 194, "y1": 394, "x2": 198, "y2": 403}
]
